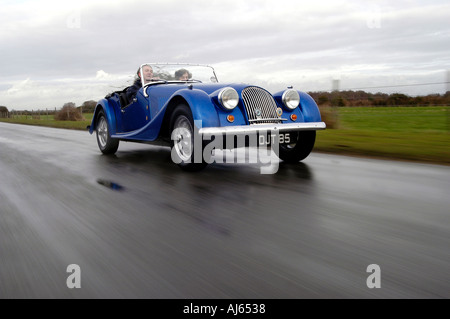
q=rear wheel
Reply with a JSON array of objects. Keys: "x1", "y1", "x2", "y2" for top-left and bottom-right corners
[
  {"x1": 170, "y1": 105, "x2": 208, "y2": 171},
  {"x1": 277, "y1": 131, "x2": 316, "y2": 163},
  {"x1": 96, "y1": 110, "x2": 119, "y2": 154}
]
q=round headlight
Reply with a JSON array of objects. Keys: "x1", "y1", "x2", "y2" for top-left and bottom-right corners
[
  {"x1": 282, "y1": 89, "x2": 300, "y2": 109},
  {"x1": 218, "y1": 87, "x2": 239, "y2": 110}
]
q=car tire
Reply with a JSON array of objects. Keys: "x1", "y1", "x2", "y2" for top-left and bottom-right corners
[
  {"x1": 170, "y1": 104, "x2": 208, "y2": 171},
  {"x1": 276, "y1": 131, "x2": 316, "y2": 163},
  {"x1": 96, "y1": 110, "x2": 119, "y2": 155}
]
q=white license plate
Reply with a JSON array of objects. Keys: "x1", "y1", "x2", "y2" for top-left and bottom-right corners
[{"x1": 258, "y1": 132, "x2": 291, "y2": 145}]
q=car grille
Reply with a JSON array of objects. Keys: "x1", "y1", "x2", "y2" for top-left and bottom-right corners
[{"x1": 241, "y1": 86, "x2": 282, "y2": 124}]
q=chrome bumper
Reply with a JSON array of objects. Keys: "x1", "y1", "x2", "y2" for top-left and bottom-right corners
[{"x1": 198, "y1": 122, "x2": 326, "y2": 136}]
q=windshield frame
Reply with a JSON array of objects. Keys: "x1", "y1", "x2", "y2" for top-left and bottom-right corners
[{"x1": 138, "y1": 63, "x2": 219, "y2": 90}]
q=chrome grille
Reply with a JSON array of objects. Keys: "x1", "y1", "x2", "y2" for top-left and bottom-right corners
[{"x1": 241, "y1": 86, "x2": 281, "y2": 124}]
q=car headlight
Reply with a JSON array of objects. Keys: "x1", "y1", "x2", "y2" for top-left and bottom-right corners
[
  {"x1": 282, "y1": 89, "x2": 300, "y2": 109},
  {"x1": 218, "y1": 87, "x2": 239, "y2": 110}
]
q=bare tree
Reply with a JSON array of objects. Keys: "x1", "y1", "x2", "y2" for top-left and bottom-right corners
[
  {"x1": 81, "y1": 100, "x2": 97, "y2": 113},
  {"x1": 54, "y1": 102, "x2": 85, "y2": 121},
  {"x1": 0, "y1": 106, "x2": 9, "y2": 118}
]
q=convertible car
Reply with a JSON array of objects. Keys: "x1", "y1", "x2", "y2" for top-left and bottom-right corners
[{"x1": 88, "y1": 63, "x2": 326, "y2": 171}]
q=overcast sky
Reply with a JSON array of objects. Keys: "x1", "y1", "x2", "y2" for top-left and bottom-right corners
[{"x1": 1, "y1": 0, "x2": 449, "y2": 110}]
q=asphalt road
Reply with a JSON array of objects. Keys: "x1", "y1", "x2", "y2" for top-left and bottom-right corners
[{"x1": 0, "y1": 122, "x2": 449, "y2": 299}]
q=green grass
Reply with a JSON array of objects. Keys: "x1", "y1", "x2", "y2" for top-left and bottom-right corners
[
  {"x1": 1, "y1": 107, "x2": 449, "y2": 165},
  {"x1": 336, "y1": 106, "x2": 449, "y2": 132},
  {"x1": 315, "y1": 106, "x2": 450, "y2": 165},
  {"x1": 0, "y1": 113, "x2": 93, "y2": 130}
]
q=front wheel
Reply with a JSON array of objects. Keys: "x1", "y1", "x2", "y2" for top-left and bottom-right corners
[
  {"x1": 170, "y1": 105, "x2": 208, "y2": 171},
  {"x1": 96, "y1": 111, "x2": 119, "y2": 154},
  {"x1": 276, "y1": 131, "x2": 316, "y2": 163}
]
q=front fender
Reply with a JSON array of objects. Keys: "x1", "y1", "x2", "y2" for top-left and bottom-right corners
[
  {"x1": 175, "y1": 88, "x2": 220, "y2": 128},
  {"x1": 273, "y1": 90, "x2": 322, "y2": 123},
  {"x1": 88, "y1": 99, "x2": 117, "y2": 134},
  {"x1": 299, "y1": 92, "x2": 322, "y2": 122}
]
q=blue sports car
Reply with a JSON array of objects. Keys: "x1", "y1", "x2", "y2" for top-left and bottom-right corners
[{"x1": 88, "y1": 63, "x2": 326, "y2": 171}]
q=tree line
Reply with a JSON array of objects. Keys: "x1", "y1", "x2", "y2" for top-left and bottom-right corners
[
  {"x1": 308, "y1": 90, "x2": 450, "y2": 107},
  {"x1": 2, "y1": 91, "x2": 450, "y2": 119},
  {"x1": 0, "y1": 100, "x2": 97, "y2": 119}
]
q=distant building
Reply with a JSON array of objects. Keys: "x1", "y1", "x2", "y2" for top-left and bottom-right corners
[{"x1": 332, "y1": 79, "x2": 340, "y2": 92}]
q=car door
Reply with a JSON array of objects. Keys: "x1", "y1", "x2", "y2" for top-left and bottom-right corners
[{"x1": 121, "y1": 90, "x2": 150, "y2": 132}]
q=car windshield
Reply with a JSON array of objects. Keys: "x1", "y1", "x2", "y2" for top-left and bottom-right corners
[{"x1": 139, "y1": 63, "x2": 218, "y2": 86}]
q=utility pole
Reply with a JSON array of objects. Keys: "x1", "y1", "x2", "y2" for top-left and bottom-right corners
[{"x1": 446, "y1": 70, "x2": 450, "y2": 93}]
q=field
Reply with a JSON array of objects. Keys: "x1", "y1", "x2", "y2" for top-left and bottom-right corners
[
  {"x1": 315, "y1": 106, "x2": 450, "y2": 165},
  {"x1": 0, "y1": 113, "x2": 93, "y2": 130},
  {"x1": 1, "y1": 106, "x2": 449, "y2": 165}
]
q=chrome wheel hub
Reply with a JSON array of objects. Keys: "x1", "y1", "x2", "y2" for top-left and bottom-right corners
[
  {"x1": 173, "y1": 116, "x2": 193, "y2": 162},
  {"x1": 97, "y1": 117, "x2": 108, "y2": 148}
]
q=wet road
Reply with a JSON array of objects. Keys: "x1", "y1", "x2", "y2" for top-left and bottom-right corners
[{"x1": 0, "y1": 122, "x2": 449, "y2": 298}]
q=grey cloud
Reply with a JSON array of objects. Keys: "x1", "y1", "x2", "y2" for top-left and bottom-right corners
[{"x1": 1, "y1": 0, "x2": 449, "y2": 109}]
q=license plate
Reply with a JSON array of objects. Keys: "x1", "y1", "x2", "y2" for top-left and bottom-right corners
[{"x1": 258, "y1": 132, "x2": 291, "y2": 146}]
